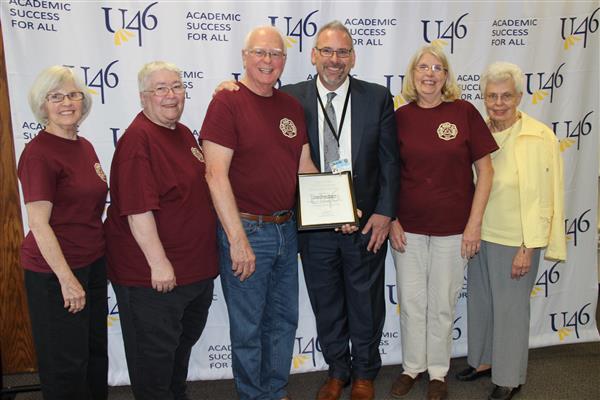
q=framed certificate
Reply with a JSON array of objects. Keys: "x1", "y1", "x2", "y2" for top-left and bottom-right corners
[{"x1": 297, "y1": 172, "x2": 359, "y2": 230}]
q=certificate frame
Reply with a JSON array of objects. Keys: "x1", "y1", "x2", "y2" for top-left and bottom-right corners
[{"x1": 297, "y1": 171, "x2": 359, "y2": 230}]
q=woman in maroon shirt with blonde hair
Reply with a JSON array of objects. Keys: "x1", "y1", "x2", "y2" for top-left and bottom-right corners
[
  {"x1": 18, "y1": 65, "x2": 108, "y2": 400},
  {"x1": 389, "y1": 45, "x2": 497, "y2": 400}
]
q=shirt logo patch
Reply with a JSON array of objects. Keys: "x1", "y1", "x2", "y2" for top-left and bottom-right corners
[
  {"x1": 191, "y1": 147, "x2": 205, "y2": 163},
  {"x1": 437, "y1": 122, "x2": 458, "y2": 141},
  {"x1": 279, "y1": 118, "x2": 297, "y2": 138},
  {"x1": 94, "y1": 163, "x2": 107, "y2": 182}
]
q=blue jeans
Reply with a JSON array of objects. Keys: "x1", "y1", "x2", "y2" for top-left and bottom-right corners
[{"x1": 218, "y1": 216, "x2": 299, "y2": 400}]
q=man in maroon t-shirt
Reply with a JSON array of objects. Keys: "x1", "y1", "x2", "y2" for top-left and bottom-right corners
[
  {"x1": 201, "y1": 26, "x2": 317, "y2": 400},
  {"x1": 104, "y1": 61, "x2": 218, "y2": 400}
]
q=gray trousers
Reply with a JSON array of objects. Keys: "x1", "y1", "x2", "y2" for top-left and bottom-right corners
[{"x1": 466, "y1": 240, "x2": 540, "y2": 388}]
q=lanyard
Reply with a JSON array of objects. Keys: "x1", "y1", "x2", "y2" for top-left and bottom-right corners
[{"x1": 316, "y1": 79, "x2": 351, "y2": 145}]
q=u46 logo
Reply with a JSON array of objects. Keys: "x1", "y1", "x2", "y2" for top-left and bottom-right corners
[
  {"x1": 62, "y1": 61, "x2": 119, "y2": 104},
  {"x1": 525, "y1": 62, "x2": 565, "y2": 104},
  {"x1": 268, "y1": 10, "x2": 319, "y2": 52},
  {"x1": 564, "y1": 209, "x2": 591, "y2": 247},
  {"x1": 552, "y1": 111, "x2": 593, "y2": 151},
  {"x1": 102, "y1": 2, "x2": 158, "y2": 46},
  {"x1": 550, "y1": 303, "x2": 592, "y2": 340},
  {"x1": 452, "y1": 316, "x2": 462, "y2": 341},
  {"x1": 422, "y1": 13, "x2": 468, "y2": 53},
  {"x1": 293, "y1": 336, "x2": 321, "y2": 368},
  {"x1": 81, "y1": 60, "x2": 120, "y2": 104},
  {"x1": 383, "y1": 74, "x2": 406, "y2": 109},
  {"x1": 107, "y1": 295, "x2": 119, "y2": 327},
  {"x1": 533, "y1": 262, "x2": 561, "y2": 298},
  {"x1": 560, "y1": 7, "x2": 599, "y2": 49}
]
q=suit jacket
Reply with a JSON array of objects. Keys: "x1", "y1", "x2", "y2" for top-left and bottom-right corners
[{"x1": 282, "y1": 76, "x2": 399, "y2": 227}]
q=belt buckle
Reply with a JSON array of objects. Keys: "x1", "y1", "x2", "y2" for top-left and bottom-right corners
[{"x1": 274, "y1": 211, "x2": 291, "y2": 224}]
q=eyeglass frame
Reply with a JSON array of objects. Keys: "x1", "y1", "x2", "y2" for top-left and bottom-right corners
[
  {"x1": 414, "y1": 64, "x2": 447, "y2": 73},
  {"x1": 245, "y1": 48, "x2": 286, "y2": 60},
  {"x1": 484, "y1": 92, "x2": 518, "y2": 103},
  {"x1": 143, "y1": 83, "x2": 186, "y2": 97},
  {"x1": 45, "y1": 91, "x2": 85, "y2": 103},
  {"x1": 314, "y1": 47, "x2": 354, "y2": 58}
]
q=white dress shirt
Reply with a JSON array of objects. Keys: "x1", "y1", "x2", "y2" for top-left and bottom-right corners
[{"x1": 316, "y1": 76, "x2": 352, "y2": 173}]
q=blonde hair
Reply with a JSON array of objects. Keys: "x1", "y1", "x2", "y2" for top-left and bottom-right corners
[
  {"x1": 402, "y1": 45, "x2": 461, "y2": 103},
  {"x1": 28, "y1": 66, "x2": 92, "y2": 125}
]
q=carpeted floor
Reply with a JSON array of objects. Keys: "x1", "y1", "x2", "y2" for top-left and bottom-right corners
[
  {"x1": 4, "y1": 285, "x2": 600, "y2": 400},
  {"x1": 3, "y1": 339, "x2": 599, "y2": 399}
]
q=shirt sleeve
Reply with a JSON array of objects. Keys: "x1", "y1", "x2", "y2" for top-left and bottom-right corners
[
  {"x1": 18, "y1": 153, "x2": 57, "y2": 203},
  {"x1": 466, "y1": 102, "x2": 499, "y2": 162},
  {"x1": 199, "y1": 94, "x2": 238, "y2": 150},
  {"x1": 112, "y1": 132, "x2": 160, "y2": 216},
  {"x1": 294, "y1": 103, "x2": 309, "y2": 145}
]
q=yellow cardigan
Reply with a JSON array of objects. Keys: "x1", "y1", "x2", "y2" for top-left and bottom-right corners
[{"x1": 486, "y1": 111, "x2": 567, "y2": 261}]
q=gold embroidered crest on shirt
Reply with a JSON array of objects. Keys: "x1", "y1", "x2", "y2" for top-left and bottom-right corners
[
  {"x1": 279, "y1": 118, "x2": 297, "y2": 138},
  {"x1": 437, "y1": 122, "x2": 458, "y2": 141},
  {"x1": 191, "y1": 147, "x2": 205, "y2": 162},
  {"x1": 94, "y1": 163, "x2": 107, "y2": 182}
]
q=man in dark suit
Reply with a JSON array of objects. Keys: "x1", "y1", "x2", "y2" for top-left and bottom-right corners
[{"x1": 282, "y1": 21, "x2": 399, "y2": 400}]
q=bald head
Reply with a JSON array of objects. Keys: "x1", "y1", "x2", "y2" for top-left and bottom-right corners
[{"x1": 243, "y1": 25, "x2": 285, "y2": 53}]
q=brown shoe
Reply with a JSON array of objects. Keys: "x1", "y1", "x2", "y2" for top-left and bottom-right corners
[
  {"x1": 427, "y1": 378, "x2": 448, "y2": 400},
  {"x1": 316, "y1": 377, "x2": 346, "y2": 400},
  {"x1": 390, "y1": 373, "x2": 421, "y2": 398},
  {"x1": 350, "y1": 379, "x2": 375, "y2": 400}
]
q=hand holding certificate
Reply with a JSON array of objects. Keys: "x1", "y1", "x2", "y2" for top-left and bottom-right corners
[{"x1": 297, "y1": 172, "x2": 359, "y2": 230}]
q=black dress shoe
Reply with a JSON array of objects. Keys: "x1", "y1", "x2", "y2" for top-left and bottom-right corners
[
  {"x1": 456, "y1": 367, "x2": 491, "y2": 381},
  {"x1": 488, "y1": 385, "x2": 521, "y2": 400}
]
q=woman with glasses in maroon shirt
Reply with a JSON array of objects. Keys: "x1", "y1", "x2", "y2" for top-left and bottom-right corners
[
  {"x1": 18, "y1": 66, "x2": 109, "y2": 400},
  {"x1": 389, "y1": 46, "x2": 497, "y2": 400}
]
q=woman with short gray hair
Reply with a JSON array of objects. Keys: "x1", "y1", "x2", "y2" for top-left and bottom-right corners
[
  {"x1": 19, "y1": 65, "x2": 108, "y2": 400},
  {"x1": 456, "y1": 61, "x2": 566, "y2": 400}
]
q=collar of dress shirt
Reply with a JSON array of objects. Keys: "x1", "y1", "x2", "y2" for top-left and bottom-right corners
[{"x1": 316, "y1": 75, "x2": 350, "y2": 103}]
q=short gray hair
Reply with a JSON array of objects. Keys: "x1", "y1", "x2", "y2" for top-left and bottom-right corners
[
  {"x1": 28, "y1": 66, "x2": 92, "y2": 125},
  {"x1": 481, "y1": 61, "x2": 524, "y2": 96},
  {"x1": 243, "y1": 25, "x2": 285, "y2": 53},
  {"x1": 137, "y1": 61, "x2": 182, "y2": 92},
  {"x1": 313, "y1": 20, "x2": 354, "y2": 48}
]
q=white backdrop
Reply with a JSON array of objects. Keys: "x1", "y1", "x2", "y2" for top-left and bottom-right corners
[{"x1": 1, "y1": 0, "x2": 599, "y2": 385}]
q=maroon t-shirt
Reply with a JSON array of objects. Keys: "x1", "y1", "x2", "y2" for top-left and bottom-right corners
[
  {"x1": 395, "y1": 100, "x2": 498, "y2": 235},
  {"x1": 18, "y1": 130, "x2": 108, "y2": 272},
  {"x1": 200, "y1": 83, "x2": 308, "y2": 214},
  {"x1": 104, "y1": 112, "x2": 218, "y2": 287}
]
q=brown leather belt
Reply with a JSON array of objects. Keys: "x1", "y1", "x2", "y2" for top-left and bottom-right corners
[{"x1": 240, "y1": 211, "x2": 293, "y2": 224}]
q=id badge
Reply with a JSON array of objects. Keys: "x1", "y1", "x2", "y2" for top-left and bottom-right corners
[{"x1": 330, "y1": 158, "x2": 351, "y2": 174}]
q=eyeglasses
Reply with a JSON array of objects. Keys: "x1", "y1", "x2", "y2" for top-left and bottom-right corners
[
  {"x1": 485, "y1": 93, "x2": 516, "y2": 103},
  {"x1": 246, "y1": 48, "x2": 286, "y2": 60},
  {"x1": 144, "y1": 83, "x2": 186, "y2": 97},
  {"x1": 46, "y1": 91, "x2": 85, "y2": 103},
  {"x1": 314, "y1": 47, "x2": 353, "y2": 58},
  {"x1": 415, "y1": 64, "x2": 446, "y2": 73}
]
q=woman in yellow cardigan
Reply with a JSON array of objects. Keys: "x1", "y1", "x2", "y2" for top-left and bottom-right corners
[{"x1": 456, "y1": 62, "x2": 566, "y2": 400}]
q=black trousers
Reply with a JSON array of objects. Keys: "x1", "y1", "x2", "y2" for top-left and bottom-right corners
[
  {"x1": 113, "y1": 278, "x2": 214, "y2": 400},
  {"x1": 25, "y1": 257, "x2": 108, "y2": 400},
  {"x1": 299, "y1": 230, "x2": 387, "y2": 381}
]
